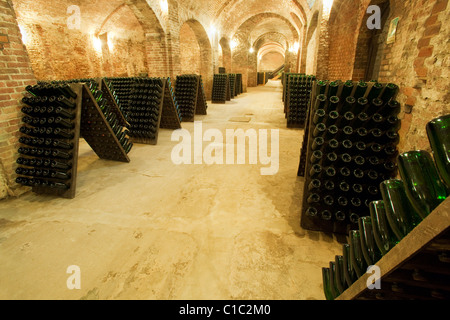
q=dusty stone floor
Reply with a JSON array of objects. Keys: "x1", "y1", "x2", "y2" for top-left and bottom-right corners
[{"x1": 0, "y1": 80, "x2": 343, "y2": 300}]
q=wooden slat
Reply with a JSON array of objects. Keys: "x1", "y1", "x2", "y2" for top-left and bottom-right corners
[{"x1": 337, "y1": 197, "x2": 450, "y2": 300}]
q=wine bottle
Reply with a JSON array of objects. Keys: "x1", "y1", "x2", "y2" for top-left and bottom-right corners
[
  {"x1": 335, "y1": 255, "x2": 348, "y2": 295},
  {"x1": 426, "y1": 115, "x2": 450, "y2": 190},
  {"x1": 329, "y1": 261, "x2": 340, "y2": 299},
  {"x1": 343, "y1": 244, "x2": 358, "y2": 287},
  {"x1": 380, "y1": 83, "x2": 399, "y2": 103},
  {"x1": 306, "y1": 207, "x2": 318, "y2": 217},
  {"x1": 321, "y1": 210, "x2": 333, "y2": 221},
  {"x1": 341, "y1": 80, "x2": 354, "y2": 100},
  {"x1": 380, "y1": 179, "x2": 422, "y2": 242},
  {"x1": 349, "y1": 230, "x2": 366, "y2": 278},
  {"x1": 358, "y1": 216, "x2": 382, "y2": 266},
  {"x1": 397, "y1": 150, "x2": 447, "y2": 218},
  {"x1": 369, "y1": 200, "x2": 397, "y2": 255},
  {"x1": 308, "y1": 179, "x2": 321, "y2": 191},
  {"x1": 322, "y1": 268, "x2": 335, "y2": 300}
]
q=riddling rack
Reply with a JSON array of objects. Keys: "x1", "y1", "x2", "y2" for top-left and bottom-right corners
[
  {"x1": 175, "y1": 74, "x2": 208, "y2": 122},
  {"x1": 285, "y1": 74, "x2": 316, "y2": 128},
  {"x1": 299, "y1": 80, "x2": 402, "y2": 234},
  {"x1": 127, "y1": 77, "x2": 182, "y2": 145},
  {"x1": 211, "y1": 74, "x2": 229, "y2": 104},
  {"x1": 235, "y1": 74, "x2": 243, "y2": 96},
  {"x1": 17, "y1": 81, "x2": 132, "y2": 199},
  {"x1": 211, "y1": 73, "x2": 243, "y2": 104}
]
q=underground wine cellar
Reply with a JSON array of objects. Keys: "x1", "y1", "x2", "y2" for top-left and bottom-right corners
[{"x1": 0, "y1": 0, "x2": 449, "y2": 302}]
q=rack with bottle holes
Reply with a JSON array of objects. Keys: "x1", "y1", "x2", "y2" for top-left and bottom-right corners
[
  {"x1": 211, "y1": 74, "x2": 229, "y2": 104},
  {"x1": 16, "y1": 80, "x2": 134, "y2": 199},
  {"x1": 336, "y1": 198, "x2": 450, "y2": 300},
  {"x1": 285, "y1": 74, "x2": 316, "y2": 128},
  {"x1": 175, "y1": 74, "x2": 208, "y2": 122},
  {"x1": 80, "y1": 83, "x2": 131, "y2": 162},
  {"x1": 228, "y1": 74, "x2": 236, "y2": 99},
  {"x1": 235, "y1": 74, "x2": 243, "y2": 96},
  {"x1": 298, "y1": 80, "x2": 402, "y2": 235},
  {"x1": 160, "y1": 77, "x2": 183, "y2": 129},
  {"x1": 17, "y1": 83, "x2": 82, "y2": 199},
  {"x1": 196, "y1": 75, "x2": 208, "y2": 116}
]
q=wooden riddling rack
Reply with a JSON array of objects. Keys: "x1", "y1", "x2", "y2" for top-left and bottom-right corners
[
  {"x1": 211, "y1": 73, "x2": 229, "y2": 104},
  {"x1": 174, "y1": 74, "x2": 208, "y2": 123},
  {"x1": 235, "y1": 74, "x2": 243, "y2": 96},
  {"x1": 106, "y1": 76, "x2": 182, "y2": 144},
  {"x1": 211, "y1": 73, "x2": 243, "y2": 104},
  {"x1": 298, "y1": 80, "x2": 402, "y2": 235},
  {"x1": 285, "y1": 74, "x2": 316, "y2": 129},
  {"x1": 127, "y1": 77, "x2": 182, "y2": 145},
  {"x1": 337, "y1": 198, "x2": 450, "y2": 300},
  {"x1": 17, "y1": 81, "x2": 132, "y2": 199}
]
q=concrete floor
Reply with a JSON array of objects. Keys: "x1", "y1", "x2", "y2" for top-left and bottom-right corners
[{"x1": 0, "y1": 80, "x2": 343, "y2": 300}]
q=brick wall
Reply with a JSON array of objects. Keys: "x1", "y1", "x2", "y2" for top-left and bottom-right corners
[{"x1": 0, "y1": 0, "x2": 36, "y2": 199}]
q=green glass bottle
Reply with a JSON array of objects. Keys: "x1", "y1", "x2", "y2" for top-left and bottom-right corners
[
  {"x1": 341, "y1": 80, "x2": 354, "y2": 100},
  {"x1": 427, "y1": 115, "x2": 450, "y2": 191},
  {"x1": 329, "y1": 261, "x2": 340, "y2": 299},
  {"x1": 343, "y1": 244, "x2": 357, "y2": 287},
  {"x1": 358, "y1": 216, "x2": 382, "y2": 266},
  {"x1": 322, "y1": 268, "x2": 334, "y2": 300},
  {"x1": 380, "y1": 83, "x2": 399, "y2": 103},
  {"x1": 317, "y1": 80, "x2": 328, "y2": 95},
  {"x1": 349, "y1": 230, "x2": 367, "y2": 278},
  {"x1": 369, "y1": 200, "x2": 397, "y2": 255},
  {"x1": 380, "y1": 179, "x2": 422, "y2": 242},
  {"x1": 398, "y1": 151, "x2": 447, "y2": 219},
  {"x1": 335, "y1": 255, "x2": 348, "y2": 295}
]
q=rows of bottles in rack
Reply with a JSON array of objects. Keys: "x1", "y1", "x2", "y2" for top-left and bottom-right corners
[
  {"x1": 16, "y1": 83, "x2": 80, "y2": 190},
  {"x1": 286, "y1": 75, "x2": 316, "y2": 124},
  {"x1": 175, "y1": 76, "x2": 200, "y2": 118},
  {"x1": 302, "y1": 81, "x2": 402, "y2": 224},
  {"x1": 51, "y1": 79, "x2": 133, "y2": 154},
  {"x1": 125, "y1": 78, "x2": 166, "y2": 139},
  {"x1": 212, "y1": 74, "x2": 229, "y2": 100}
]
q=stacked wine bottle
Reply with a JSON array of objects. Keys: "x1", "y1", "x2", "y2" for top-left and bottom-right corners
[
  {"x1": 199, "y1": 75, "x2": 208, "y2": 109},
  {"x1": 286, "y1": 74, "x2": 316, "y2": 128},
  {"x1": 16, "y1": 83, "x2": 79, "y2": 195},
  {"x1": 84, "y1": 81, "x2": 133, "y2": 154},
  {"x1": 301, "y1": 80, "x2": 402, "y2": 234},
  {"x1": 235, "y1": 74, "x2": 243, "y2": 96},
  {"x1": 105, "y1": 77, "x2": 135, "y2": 118},
  {"x1": 126, "y1": 77, "x2": 164, "y2": 142},
  {"x1": 228, "y1": 74, "x2": 236, "y2": 99},
  {"x1": 212, "y1": 74, "x2": 229, "y2": 103},
  {"x1": 166, "y1": 77, "x2": 183, "y2": 122},
  {"x1": 175, "y1": 75, "x2": 199, "y2": 121},
  {"x1": 322, "y1": 114, "x2": 450, "y2": 300}
]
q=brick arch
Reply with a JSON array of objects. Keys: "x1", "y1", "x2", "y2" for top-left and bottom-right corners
[
  {"x1": 303, "y1": 10, "x2": 319, "y2": 74},
  {"x1": 352, "y1": 0, "x2": 391, "y2": 81},
  {"x1": 123, "y1": 0, "x2": 168, "y2": 77},
  {"x1": 219, "y1": 37, "x2": 232, "y2": 73},
  {"x1": 124, "y1": 0, "x2": 165, "y2": 35},
  {"x1": 179, "y1": 19, "x2": 213, "y2": 99},
  {"x1": 253, "y1": 32, "x2": 288, "y2": 51},
  {"x1": 231, "y1": 12, "x2": 299, "y2": 90}
]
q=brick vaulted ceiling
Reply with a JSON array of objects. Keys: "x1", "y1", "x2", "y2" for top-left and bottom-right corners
[
  {"x1": 12, "y1": 0, "x2": 309, "y2": 40},
  {"x1": 175, "y1": 0, "x2": 310, "y2": 40}
]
